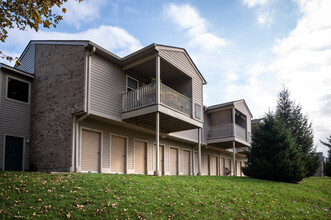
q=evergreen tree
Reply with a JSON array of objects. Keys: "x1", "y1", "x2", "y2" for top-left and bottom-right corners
[
  {"x1": 243, "y1": 114, "x2": 305, "y2": 183},
  {"x1": 275, "y1": 88, "x2": 319, "y2": 177},
  {"x1": 320, "y1": 135, "x2": 331, "y2": 177}
]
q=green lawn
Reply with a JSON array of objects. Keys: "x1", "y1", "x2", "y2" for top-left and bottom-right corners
[{"x1": 0, "y1": 172, "x2": 330, "y2": 219}]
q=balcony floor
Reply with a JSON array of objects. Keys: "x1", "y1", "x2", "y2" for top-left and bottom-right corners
[
  {"x1": 123, "y1": 111, "x2": 200, "y2": 133},
  {"x1": 207, "y1": 138, "x2": 250, "y2": 149}
]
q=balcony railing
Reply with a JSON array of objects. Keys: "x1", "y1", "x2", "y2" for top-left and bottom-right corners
[
  {"x1": 208, "y1": 124, "x2": 233, "y2": 139},
  {"x1": 235, "y1": 124, "x2": 247, "y2": 140},
  {"x1": 160, "y1": 83, "x2": 191, "y2": 115},
  {"x1": 122, "y1": 83, "x2": 192, "y2": 116},
  {"x1": 208, "y1": 123, "x2": 247, "y2": 141}
]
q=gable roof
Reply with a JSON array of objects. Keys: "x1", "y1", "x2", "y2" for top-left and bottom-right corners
[
  {"x1": 206, "y1": 99, "x2": 253, "y2": 118},
  {"x1": 16, "y1": 40, "x2": 207, "y2": 84}
]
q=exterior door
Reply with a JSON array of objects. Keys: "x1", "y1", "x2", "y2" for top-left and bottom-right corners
[
  {"x1": 220, "y1": 158, "x2": 225, "y2": 176},
  {"x1": 194, "y1": 152, "x2": 199, "y2": 175},
  {"x1": 170, "y1": 148, "x2": 178, "y2": 175},
  {"x1": 81, "y1": 130, "x2": 100, "y2": 172},
  {"x1": 5, "y1": 136, "x2": 24, "y2": 171},
  {"x1": 153, "y1": 145, "x2": 164, "y2": 174},
  {"x1": 183, "y1": 150, "x2": 190, "y2": 175},
  {"x1": 204, "y1": 154, "x2": 210, "y2": 175},
  {"x1": 228, "y1": 159, "x2": 232, "y2": 175},
  {"x1": 134, "y1": 140, "x2": 147, "y2": 174},
  {"x1": 211, "y1": 156, "x2": 217, "y2": 176},
  {"x1": 111, "y1": 135, "x2": 126, "y2": 173}
]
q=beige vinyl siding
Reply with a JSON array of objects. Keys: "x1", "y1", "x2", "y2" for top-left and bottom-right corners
[
  {"x1": 0, "y1": 71, "x2": 31, "y2": 170},
  {"x1": 89, "y1": 55, "x2": 125, "y2": 119},
  {"x1": 166, "y1": 78, "x2": 192, "y2": 100},
  {"x1": 235, "y1": 102, "x2": 252, "y2": 134},
  {"x1": 169, "y1": 128, "x2": 199, "y2": 144},
  {"x1": 158, "y1": 49, "x2": 203, "y2": 122},
  {"x1": 202, "y1": 112, "x2": 210, "y2": 144},
  {"x1": 210, "y1": 109, "x2": 232, "y2": 126}
]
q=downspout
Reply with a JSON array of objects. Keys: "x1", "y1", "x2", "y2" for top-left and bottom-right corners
[{"x1": 74, "y1": 46, "x2": 96, "y2": 172}]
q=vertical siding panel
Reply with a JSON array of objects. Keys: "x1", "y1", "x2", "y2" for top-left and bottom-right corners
[
  {"x1": 0, "y1": 71, "x2": 32, "y2": 170},
  {"x1": 90, "y1": 55, "x2": 125, "y2": 119},
  {"x1": 102, "y1": 132, "x2": 110, "y2": 169}
]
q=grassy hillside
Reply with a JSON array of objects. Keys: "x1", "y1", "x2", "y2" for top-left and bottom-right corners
[{"x1": 0, "y1": 171, "x2": 330, "y2": 219}]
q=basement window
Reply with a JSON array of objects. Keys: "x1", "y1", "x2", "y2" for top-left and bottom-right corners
[
  {"x1": 126, "y1": 76, "x2": 138, "y2": 92},
  {"x1": 7, "y1": 77, "x2": 29, "y2": 103}
]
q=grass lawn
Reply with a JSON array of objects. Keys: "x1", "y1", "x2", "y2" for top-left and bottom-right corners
[{"x1": 0, "y1": 172, "x2": 330, "y2": 219}]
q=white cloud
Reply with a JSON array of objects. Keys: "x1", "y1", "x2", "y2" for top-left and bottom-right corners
[
  {"x1": 257, "y1": 12, "x2": 272, "y2": 27},
  {"x1": 242, "y1": 0, "x2": 268, "y2": 8},
  {"x1": 236, "y1": 0, "x2": 331, "y2": 156},
  {"x1": 60, "y1": 0, "x2": 107, "y2": 29},
  {"x1": 164, "y1": 3, "x2": 227, "y2": 52},
  {"x1": 226, "y1": 73, "x2": 239, "y2": 82},
  {"x1": 4, "y1": 25, "x2": 142, "y2": 57}
]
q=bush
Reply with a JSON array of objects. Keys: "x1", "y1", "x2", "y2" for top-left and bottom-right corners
[{"x1": 243, "y1": 114, "x2": 305, "y2": 183}]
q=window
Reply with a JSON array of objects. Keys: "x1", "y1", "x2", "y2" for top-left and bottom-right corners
[
  {"x1": 7, "y1": 77, "x2": 29, "y2": 103},
  {"x1": 126, "y1": 76, "x2": 138, "y2": 92},
  {"x1": 195, "y1": 103, "x2": 201, "y2": 119}
]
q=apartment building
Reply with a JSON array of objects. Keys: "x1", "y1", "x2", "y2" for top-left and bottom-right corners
[{"x1": 0, "y1": 40, "x2": 252, "y2": 176}]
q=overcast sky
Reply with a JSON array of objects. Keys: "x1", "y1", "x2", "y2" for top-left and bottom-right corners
[{"x1": 1, "y1": 0, "x2": 330, "y2": 156}]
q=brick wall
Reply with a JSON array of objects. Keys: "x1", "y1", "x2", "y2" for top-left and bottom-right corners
[{"x1": 29, "y1": 44, "x2": 85, "y2": 171}]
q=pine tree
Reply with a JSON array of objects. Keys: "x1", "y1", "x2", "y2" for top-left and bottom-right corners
[
  {"x1": 320, "y1": 135, "x2": 331, "y2": 176},
  {"x1": 275, "y1": 88, "x2": 319, "y2": 177},
  {"x1": 243, "y1": 114, "x2": 305, "y2": 183}
]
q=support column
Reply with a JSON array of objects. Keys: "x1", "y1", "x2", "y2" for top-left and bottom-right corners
[
  {"x1": 156, "y1": 56, "x2": 160, "y2": 104},
  {"x1": 154, "y1": 112, "x2": 161, "y2": 176},
  {"x1": 198, "y1": 128, "x2": 202, "y2": 176},
  {"x1": 154, "y1": 56, "x2": 161, "y2": 176},
  {"x1": 232, "y1": 107, "x2": 236, "y2": 176},
  {"x1": 233, "y1": 141, "x2": 236, "y2": 176}
]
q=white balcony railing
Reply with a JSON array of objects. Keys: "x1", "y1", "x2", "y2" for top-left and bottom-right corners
[
  {"x1": 122, "y1": 83, "x2": 192, "y2": 116},
  {"x1": 160, "y1": 83, "x2": 191, "y2": 116}
]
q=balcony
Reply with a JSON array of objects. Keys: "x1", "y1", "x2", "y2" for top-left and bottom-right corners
[
  {"x1": 122, "y1": 83, "x2": 191, "y2": 116},
  {"x1": 121, "y1": 83, "x2": 200, "y2": 133},
  {"x1": 208, "y1": 124, "x2": 247, "y2": 140},
  {"x1": 205, "y1": 104, "x2": 251, "y2": 149}
]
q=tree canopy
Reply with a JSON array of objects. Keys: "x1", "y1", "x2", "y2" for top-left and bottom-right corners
[
  {"x1": 0, "y1": 0, "x2": 82, "y2": 64},
  {"x1": 242, "y1": 114, "x2": 305, "y2": 183},
  {"x1": 275, "y1": 88, "x2": 319, "y2": 177}
]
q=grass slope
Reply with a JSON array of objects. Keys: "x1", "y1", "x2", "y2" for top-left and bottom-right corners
[{"x1": 0, "y1": 171, "x2": 330, "y2": 219}]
